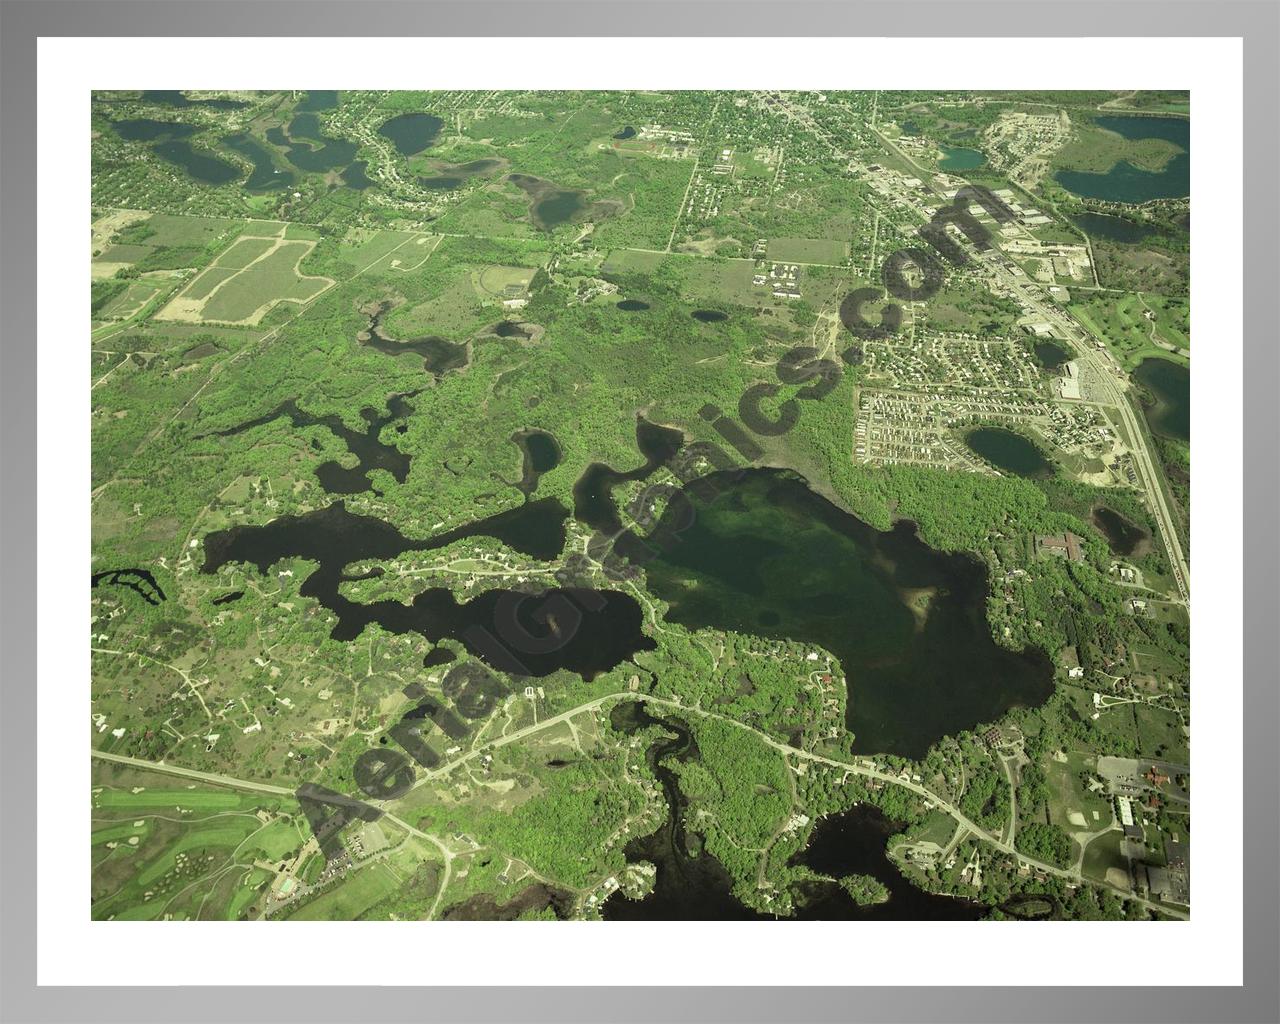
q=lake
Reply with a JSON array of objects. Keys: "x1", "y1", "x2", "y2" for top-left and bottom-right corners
[
  {"x1": 358, "y1": 302, "x2": 470, "y2": 376},
  {"x1": 511, "y1": 429, "x2": 562, "y2": 497},
  {"x1": 790, "y1": 805, "x2": 984, "y2": 920},
  {"x1": 964, "y1": 427, "x2": 1054, "y2": 479},
  {"x1": 341, "y1": 160, "x2": 375, "y2": 191},
  {"x1": 508, "y1": 173, "x2": 590, "y2": 230},
  {"x1": 602, "y1": 701, "x2": 985, "y2": 920},
  {"x1": 939, "y1": 146, "x2": 986, "y2": 171},
  {"x1": 295, "y1": 90, "x2": 339, "y2": 112},
  {"x1": 201, "y1": 497, "x2": 655, "y2": 678},
  {"x1": 210, "y1": 391, "x2": 421, "y2": 495},
  {"x1": 378, "y1": 113, "x2": 444, "y2": 156},
  {"x1": 112, "y1": 119, "x2": 242, "y2": 186},
  {"x1": 1033, "y1": 340, "x2": 1072, "y2": 371},
  {"x1": 631, "y1": 468, "x2": 1054, "y2": 758},
  {"x1": 152, "y1": 139, "x2": 242, "y2": 186},
  {"x1": 532, "y1": 190, "x2": 585, "y2": 229},
  {"x1": 1071, "y1": 211, "x2": 1154, "y2": 244},
  {"x1": 141, "y1": 90, "x2": 246, "y2": 111},
  {"x1": 691, "y1": 309, "x2": 728, "y2": 323},
  {"x1": 1132, "y1": 356, "x2": 1190, "y2": 442},
  {"x1": 112, "y1": 118, "x2": 197, "y2": 142},
  {"x1": 276, "y1": 113, "x2": 358, "y2": 172},
  {"x1": 1092, "y1": 506, "x2": 1149, "y2": 557},
  {"x1": 572, "y1": 419, "x2": 685, "y2": 534},
  {"x1": 616, "y1": 299, "x2": 650, "y2": 312},
  {"x1": 222, "y1": 132, "x2": 294, "y2": 191},
  {"x1": 1055, "y1": 115, "x2": 1189, "y2": 203}
]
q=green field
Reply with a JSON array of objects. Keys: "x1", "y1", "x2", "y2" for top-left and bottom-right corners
[
  {"x1": 215, "y1": 236, "x2": 278, "y2": 270},
  {"x1": 141, "y1": 214, "x2": 241, "y2": 248},
  {"x1": 766, "y1": 237, "x2": 849, "y2": 264},
  {"x1": 198, "y1": 241, "x2": 330, "y2": 322},
  {"x1": 1069, "y1": 292, "x2": 1189, "y2": 369},
  {"x1": 283, "y1": 861, "x2": 401, "y2": 920}
]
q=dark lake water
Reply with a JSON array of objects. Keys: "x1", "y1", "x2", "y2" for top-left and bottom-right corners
[
  {"x1": 202, "y1": 497, "x2": 652, "y2": 677},
  {"x1": 418, "y1": 175, "x2": 463, "y2": 190},
  {"x1": 533, "y1": 191, "x2": 585, "y2": 228},
  {"x1": 573, "y1": 419, "x2": 685, "y2": 534},
  {"x1": 613, "y1": 126, "x2": 637, "y2": 140},
  {"x1": 153, "y1": 139, "x2": 242, "y2": 185},
  {"x1": 379, "y1": 113, "x2": 444, "y2": 156},
  {"x1": 1132, "y1": 356, "x2": 1189, "y2": 442},
  {"x1": 492, "y1": 320, "x2": 530, "y2": 339},
  {"x1": 222, "y1": 132, "x2": 293, "y2": 191},
  {"x1": 1055, "y1": 115, "x2": 1189, "y2": 203},
  {"x1": 632, "y1": 469, "x2": 1054, "y2": 758},
  {"x1": 112, "y1": 119, "x2": 241, "y2": 186},
  {"x1": 964, "y1": 427, "x2": 1054, "y2": 479},
  {"x1": 295, "y1": 90, "x2": 339, "y2": 112},
  {"x1": 691, "y1": 309, "x2": 728, "y2": 323},
  {"x1": 602, "y1": 702, "x2": 985, "y2": 920},
  {"x1": 359, "y1": 303, "x2": 470, "y2": 376},
  {"x1": 1092, "y1": 506, "x2": 1149, "y2": 557},
  {"x1": 1033, "y1": 340, "x2": 1071, "y2": 370},
  {"x1": 342, "y1": 160, "x2": 374, "y2": 190},
  {"x1": 113, "y1": 118, "x2": 197, "y2": 142},
  {"x1": 939, "y1": 146, "x2": 986, "y2": 171},
  {"x1": 508, "y1": 174, "x2": 589, "y2": 230},
  {"x1": 791, "y1": 805, "x2": 984, "y2": 920},
  {"x1": 212, "y1": 392, "x2": 420, "y2": 495},
  {"x1": 276, "y1": 113, "x2": 358, "y2": 172},
  {"x1": 141, "y1": 90, "x2": 246, "y2": 111},
  {"x1": 422, "y1": 647, "x2": 456, "y2": 668},
  {"x1": 603, "y1": 702, "x2": 762, "y2": 920},
  {"x1": 511, "y1": 429, "x2": 562, "y2": 497},
  {"x1": 1071, "y1": 211, "x2": 1154, "y2": 244},
  {"x1": 616, "y1": 299, "x2": 650, "y2": 312}
]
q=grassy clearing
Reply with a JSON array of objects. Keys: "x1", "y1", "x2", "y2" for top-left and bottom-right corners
[
  {"x1": 93, "y1": 787, "x2": 250, "y2": 811},
  {"x1": 1080, "y1": 829, "x2": 1128, "y2": 884},
  {"x1": 199, "y1": 241, "x2": 330, "y2": 323},
  {"x1": 183, "y1": 266, "x2": 238, "y2": 301},
  {"x1": 1133, "y1": 705, "x2": 1188, "y2": 762},
  {"x1": 1069, "y1": 292, "x2": 1189, "y2": 369},
  {"x1": 283, "y1": 861, "x2": 401, "y2": 920},
  {"x1": 142, "y1": 214, "x2": 240, "y2": 248},
  {"x1": 215, "y1": 236, "x2": 278, "y2": 270},
  {"x1": 766, "y1": 237, "x2": 849, "y2": 264},
  {"x1": 602, "y1": 248, "x2": 666, "y2": 273},
  {"x1": 1044, "y1": 752, "x2": 1113, "y2": 829},
  {"x1": 98, "y1": 243, "x2": 154, "y2": 265},
  {"x1": 99, "y1": 278, "x2": 166, "y2": 319}
]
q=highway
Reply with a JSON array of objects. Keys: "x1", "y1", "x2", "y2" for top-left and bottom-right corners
[
  {"x1": 973, "y1": 246, "x2": 1190, "y2": 603},
  {"x1": 780, "y1": 96, "x2": 1189, "y2": 605}
]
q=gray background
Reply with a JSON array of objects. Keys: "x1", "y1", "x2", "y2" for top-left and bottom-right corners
[{"x1": 1, "y1": 2, "x2": 1276, "y2": 1022}]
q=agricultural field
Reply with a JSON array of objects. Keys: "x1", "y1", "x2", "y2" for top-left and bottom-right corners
[{"x1": 90, "y1": 88, "x2": 1191, "y2": 925}]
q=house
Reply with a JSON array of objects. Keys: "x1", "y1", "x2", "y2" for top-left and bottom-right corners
[{"x1": 1037, "y1": 532, "x2": 1084, "y2": 562}]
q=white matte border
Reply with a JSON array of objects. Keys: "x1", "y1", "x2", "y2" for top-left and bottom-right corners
[{"x1": 40, "y1": 36, "x2": 1241, "y2": 987}]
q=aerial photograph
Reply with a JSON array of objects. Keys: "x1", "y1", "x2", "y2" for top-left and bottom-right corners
[{"x1": 90, "y1": 89, "x2": 1190, "y2": 922}]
